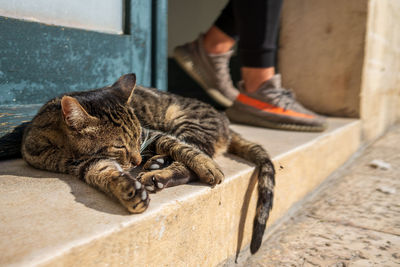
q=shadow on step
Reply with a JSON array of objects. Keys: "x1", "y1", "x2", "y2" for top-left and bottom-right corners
[{"x1": 0, "y1": 159, "x2": 129, "y2": 215}]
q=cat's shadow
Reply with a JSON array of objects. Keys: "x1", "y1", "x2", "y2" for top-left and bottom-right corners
[
  {"x1": 1, "y1": 158, "x2": 252, "y2": 216},
  {"x1": 0, "y1": 159, "x2": 130, "y2": 215},
  {"x1": 2, "y1": 156, "x2": 257, "y2": 254},
  {"x1": 222, "y1": 153, "x2": 258, "y2": 260}
]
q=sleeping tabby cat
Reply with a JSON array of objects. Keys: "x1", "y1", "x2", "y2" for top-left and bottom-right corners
[{"x1": 2, "y1": 73, "x2": 275, "y2": 253}]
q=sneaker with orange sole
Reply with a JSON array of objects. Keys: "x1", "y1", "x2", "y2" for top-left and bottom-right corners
[
  {"x1": 226, "y1": 75, "x2": 328, "y2": 132},
  {"x1": 174, "y1": 36, "x2": 327, "y2": 132}
]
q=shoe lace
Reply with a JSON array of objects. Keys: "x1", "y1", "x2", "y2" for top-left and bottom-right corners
[
  {"x1": 210, "y1": 55, "x2": 234, "y2": 89},
  {"x1": 261, "y1": 87, "x2": 296, "y2": 111}
]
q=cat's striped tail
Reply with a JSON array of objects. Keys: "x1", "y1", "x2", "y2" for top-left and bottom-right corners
[
  {"x1": 0, "y1": 122, "x2": 29, "y2": 160},
  {"x1": 228, "y1": 129, "x2": 275, "y2": 254}
]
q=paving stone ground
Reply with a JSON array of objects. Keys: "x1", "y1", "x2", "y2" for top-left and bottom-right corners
[{"x1": 241, "y1": 125, "x2": 400, "y2": 267}]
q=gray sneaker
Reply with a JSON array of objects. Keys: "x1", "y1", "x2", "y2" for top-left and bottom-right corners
[
  {"x1": 173, "y1": 34, "x2": 239, "y2": 107},
  {"x1": 226, "y1": 74, "x2": 328, "y2": 132}
]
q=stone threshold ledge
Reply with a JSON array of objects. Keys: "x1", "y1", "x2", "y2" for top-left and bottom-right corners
[{"x1": 0, "y1": 118, "x2": 360, "y2": 267}]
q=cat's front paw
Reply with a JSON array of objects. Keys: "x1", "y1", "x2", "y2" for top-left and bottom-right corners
[
  {"x1": 192, "y1": 156, "x2": 224, "y2": 186},
  {"x1": 112, "y1": 172, "x2": 150, "y2": 213},
  {"x1": 137, "y1": 170, "x2": 169, "y2": 193},
  {"x1": 142, "y1": 155, "x2": 172, "y2": 171}
]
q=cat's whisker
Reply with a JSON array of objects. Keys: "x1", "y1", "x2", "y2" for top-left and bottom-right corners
[
  {"x1": 140, "y1": 131, "x2": 159, "y2": 153},
  {"x1": 113, "y1": 162, "x2": 124, "y2": 173}
]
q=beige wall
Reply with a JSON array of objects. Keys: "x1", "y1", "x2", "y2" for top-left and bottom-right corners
[
  {"x1": 279, "y1": 0, "x2": 400, "y2": 141},
  {"x1": 278, "y1": 0, "x2": 368, "y2": 118},
  {"x1": 360, "y1": 0, "x2": 400, "y2": 141}
]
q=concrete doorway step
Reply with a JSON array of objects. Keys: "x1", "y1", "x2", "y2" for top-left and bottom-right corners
[{"x1": 0, "y1": 118, "x2": 360, "y2": 266}]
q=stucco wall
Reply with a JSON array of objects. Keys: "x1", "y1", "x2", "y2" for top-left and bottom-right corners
[
  {"x1": 279, "y1": 0, "x2": 400, "y2": 141},
  {"x1": 360, "y1": 0, "x2": 400, "y2": 141},
  {"x1": 278, "y1": 0, "x2": 368, "y2": 118}
]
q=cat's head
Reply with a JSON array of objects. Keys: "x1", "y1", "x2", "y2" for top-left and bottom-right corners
[{"x1": 60, "y1": 73, "x2": 142, "y2": 170}]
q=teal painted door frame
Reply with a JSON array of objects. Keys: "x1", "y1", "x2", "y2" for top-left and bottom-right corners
[
  {"x1": 0, "y1": 0, "x2": 167, "y2": 135},
  {"x1": 152, "y1": 0, "x2": 168, "y2": 90}
]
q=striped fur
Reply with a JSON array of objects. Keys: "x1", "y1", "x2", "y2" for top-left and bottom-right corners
[
  {"x1": 17, "y1": 73, "x2": 275, "y2": 253},
  {"x1": 228, "y1": 131, "x2": 275, "y2": 253}
]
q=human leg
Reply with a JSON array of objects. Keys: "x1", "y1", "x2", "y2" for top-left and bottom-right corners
[
  {"x1": 173, "y1": 1, "x2": 239, "y2": 107},
  {"x1": 233, "y1": 0, "x2": 282, "y2": 92},
  {"x1": 173, "y1": 0, "x2": 282, "y2": 104},
  {"x1": 203, "y1": 26, "x2": 235, "y2": 55},
  {"x1": 223, "y1": 0, "x2": 326, "y2": 131},
  {"x1": 174, "y1": 0, "x2": 327, "y2": 131}
]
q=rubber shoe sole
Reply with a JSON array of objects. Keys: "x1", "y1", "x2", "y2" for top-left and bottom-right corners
[{"x1": 226, "y1": 107, "x2": 328, "y2": 132}]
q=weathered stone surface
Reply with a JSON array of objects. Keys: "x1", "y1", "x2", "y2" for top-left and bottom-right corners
[
  {"x1": 241, "y1": 124, "x2": 400, "y2": 267},
  {"x1": 307, "y1": 126, "x2": 400, "y2": 236},
  {"x1": 308, "y1": 172, "x2": 400, "y2": 236},
  {"x1": 243, "y1": 217, "x2": 400, "y2": 267}
]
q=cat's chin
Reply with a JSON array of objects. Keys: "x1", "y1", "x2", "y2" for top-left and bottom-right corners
[
  {"x1": 114, "y1": 162, "x2": 135, "y2": 172},
  {"x1": 125, "y1": 163, "x2": 138, "y2": 171}
]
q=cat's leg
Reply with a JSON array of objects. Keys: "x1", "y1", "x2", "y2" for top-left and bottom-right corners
[
  {"x1": 24, "y1": 139, "x2": 150, "y2": 213},
  {"x1": 75, "y1": 158, "x2": 150, "y2": 213},
  {"x1": 154, "y1": 135, "x2": 224, "y2": 186},
  {"x1": 138, "y1": 161, "x2": 196, "y2": 193}
]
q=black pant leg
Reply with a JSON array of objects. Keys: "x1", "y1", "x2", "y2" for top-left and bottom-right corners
[
  {"x1": 214, "y1": 0, "x2": 238, "y2": 40},
  {"x1": 214, "y1": 0, "x2": 283, "y2": 68}
]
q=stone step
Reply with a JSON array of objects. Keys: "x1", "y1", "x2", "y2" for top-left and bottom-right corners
[
  {"x1": 240, "y1": 124, "x2": 400, "y2": 267},
  {"x1": 0, "y1": 118, "x2": 360, "y2": 267}
]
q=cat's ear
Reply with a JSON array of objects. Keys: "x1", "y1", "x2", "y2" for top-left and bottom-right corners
[
  {"x1": 61, "y1": 96, "x2": 97, "y2": 129},
  {"x1": 115, "y1": 73, "x2": 136, "y2": 104}
]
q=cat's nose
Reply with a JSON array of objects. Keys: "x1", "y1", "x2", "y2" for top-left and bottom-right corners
[{"x1": 131, "y1": 153, "x2": 142, "y2": 166}]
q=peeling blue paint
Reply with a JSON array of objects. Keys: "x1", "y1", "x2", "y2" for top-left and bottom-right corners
[
  {"x1": 0, "y1": 2, "x2": 153, "y2": 106},
  {"x1": 0, "y1": 104, "x2": 42, "y2": 136},
  {"x1": 0, "y1": 0, "x2": 169, "y2": 135}
]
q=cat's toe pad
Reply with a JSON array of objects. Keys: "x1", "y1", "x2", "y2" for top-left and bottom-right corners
[
  {"x1": 149, "y1": 164, "x2": 160, "y2": 170},
  {"x1": 138, "y1": 171, "x2": 170, "y2": 193},
  {"x1": 143, "y1": 155, "x2": 172, "y2": 171},
  {"x1": 116, "y1": 173, "x2": 150, "y2": 213}
]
